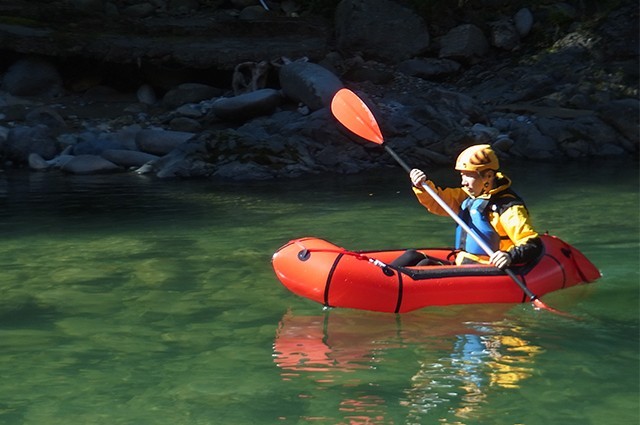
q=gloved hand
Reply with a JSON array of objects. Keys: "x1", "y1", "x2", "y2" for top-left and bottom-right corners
[
  {"x1": 490, "y1": 250, "x2": 512, "y2": 269},
  {"x1": 410, "y1": 169, "x2": 427, "y2": 187}
]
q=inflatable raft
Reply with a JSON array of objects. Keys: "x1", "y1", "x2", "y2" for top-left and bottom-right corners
[{"x1": 272, "y1": 235, "x2": 600, "y2": 313}]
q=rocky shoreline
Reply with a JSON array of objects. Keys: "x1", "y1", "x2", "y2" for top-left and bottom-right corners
[{"x1": 0, "y1": 0, "x2": 637, "y2": 180}]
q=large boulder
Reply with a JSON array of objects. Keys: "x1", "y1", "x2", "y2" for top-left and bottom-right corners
[
  {"x1": 60, "y1": 155, "x2": 122, "y2": 174},
  {"x1": 279, "y1": 61, "x2": 343, "y2": 110},
  {"x1": 439, "y1": 24, "x2": 490, "y2": 62},
  {"x1": 2, "y1": 125, "x2": 58, "y2": 162},
  {"x1": 596, "y1": 99, "x2": 640, "y2": 152},
  {"x1": 335, "y1": 0, "x2": 430, "y2": 64},
  {"x1": 211, "y1": 89, "x2": 284, "y2": 121},
  {"x1": 1, "y1": 57, "x2": 63, "y2": 97},
  {"x1": 101, "y1": 149, "x2": 160, "y2": 168},
  {"x1": 162, "y1": 83, "x2": 223, "y2": 108},
  {"x1": 135, "y1": 129, "x2": 195, "y2": 155}
]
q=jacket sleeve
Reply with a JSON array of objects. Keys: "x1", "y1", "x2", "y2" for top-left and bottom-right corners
[
  {"x1": 499, "y1": 204, "x2": 542, "y2": 264},
  {"x1": 411, "y1": 180, "x2": 468, "y2": 217}
]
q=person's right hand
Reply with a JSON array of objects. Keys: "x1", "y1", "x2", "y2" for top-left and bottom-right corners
[{"x1": 410, "y1": 169, "x2": 427, "y2": 187}]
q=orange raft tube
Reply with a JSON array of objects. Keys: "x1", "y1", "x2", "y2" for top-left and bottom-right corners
[{"x1": 271, "y1": 235, "x2": 601, "y2": 313}]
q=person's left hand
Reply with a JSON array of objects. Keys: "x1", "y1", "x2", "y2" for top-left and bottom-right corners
[{"x1": 490, "y1": 250, "x2": 512, "y2": 269}]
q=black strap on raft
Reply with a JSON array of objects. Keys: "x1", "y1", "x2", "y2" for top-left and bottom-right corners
[
  {"x1": 394, "y1": 271, "x2": 404, "y2": 313},
  {"x1": 324, "y1": 252, "x2": 344, "y2": 307},
  {"x1": 561, "y1": 245, "x2": 589, "y2": 283}
]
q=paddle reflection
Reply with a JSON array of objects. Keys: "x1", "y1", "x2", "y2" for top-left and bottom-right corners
[{"x1": 273, "y1": 306, "x2": 543, "y2": 423}]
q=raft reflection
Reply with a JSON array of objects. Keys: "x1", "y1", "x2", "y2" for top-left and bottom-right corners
[{"x1": 273, "y1": 306, "x2": 543, "y2": 423}]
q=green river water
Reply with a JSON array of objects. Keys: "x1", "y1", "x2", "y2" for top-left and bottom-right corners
[{"x1": 0, "y1": 160, "x2": 637, "y2": 425}]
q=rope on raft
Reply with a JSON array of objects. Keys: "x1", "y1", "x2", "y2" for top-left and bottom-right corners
[{"x1": 294, "y1": 242, "x2": 397, "y2": 275}]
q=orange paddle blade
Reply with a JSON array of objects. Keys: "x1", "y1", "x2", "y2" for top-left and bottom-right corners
[
  {"x1": 331, "y1": 88, "x2": 384, "y2": 144},
  {"x1": 532, "y1": 298, "x2": 580, "y2": 319}
]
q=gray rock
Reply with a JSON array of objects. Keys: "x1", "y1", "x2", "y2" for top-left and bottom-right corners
[
  {"x1": 335, "y1": 0, "x2": 430, "y2": 63},
  {"x1": 239, "y1": 5, "x2": 269, "y2": 20},
  {"x1": 509, "y1": 122, "x2": 557, "y2": 158},
  {"x1": 73, "y1": 133, "x2": 128, "y2": 155},
  {"x1": 47, "y1": 154, "x2": 75, "y2": 168},
  {"x1": 596, "y1": 99, "x2": 639, "y2": 151},
  {"x1": 213, "y1": 161, "x2": 275, "y2": 180},
  {"x1": 2, "y1": 58, "x2": 63, "y2": 97},
  {"x1": 537, "y1": 115, "x2": 621, "y2": 156},
  {"x1": 137, "y1": 84, "x2": 157, "y2": 105},
  {"x1": 111, "y1": 126, "x2": 142, "y2": 151},
  {"x1": 25, "y1": 106, "x2": 67, "y2": 129},
  {"x1": 61, "y1": 154, "x2": 122, "y2": 174},
  {"x1": 397, "y1": 58, "x2": 461, "y2": 80},
  {"x1": 598, "y1": 143, "x2": 626, "y2": 156},
  {"x1": 341, "y1": 64, "x2": 394, "y2": 84},
  {"x1": 152, "y1": 141, "x2": 216, "y2": 178},
  {"x1": 279, "y1": 61, "x2": 343, "y2": 110},
  {"x1": 491, "y1": 19, "x2": 520, "y2": 51},
  {"x1": 3, "y1": 125, "x2": 58, "y2": 162},
  {"x1": 514, "y1": 8, "x2": 533, "y2": 37},
  {"x1": 439, "y1": 24, "x2": 489, "y2": 62},
  {"x1": 162, "y1": 83, "x2": 223, "y2": 108},
  {"x1": 0, "y1": 126, "x2": 9, "y2": 143},
  {"x1": 470, "y1": 123, "x2": 500, "y2": 140},
  {"x1": 175, "y1": 104, "x2": 204, "y2": 118},
  {"x1": 101, "y1": 149, "x2": 159, "y2": 167},
  {"x1": 28, "y1": 153, "x2": 51, "y2": 170},
  {"x1": 211, "y1": 89, "x2": 284, "y2": 121},
  {"x1": 135, "y1": 129, "x2": 195, "y2": 155},
  {"x1": 169, "y1": 117, "x2": 202, "y2": 132},
  {"x1": 493, "y1": 136, "x2": 515, "y2": 152}
]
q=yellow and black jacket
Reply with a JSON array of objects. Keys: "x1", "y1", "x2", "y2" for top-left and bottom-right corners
[{"x1": 412, "y1": 172, "x2": 542, "y2": 265}]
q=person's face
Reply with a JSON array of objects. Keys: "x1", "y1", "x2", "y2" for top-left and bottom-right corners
[{"x1": 460, "y1": 170, "x2": 490, "y2": 196}]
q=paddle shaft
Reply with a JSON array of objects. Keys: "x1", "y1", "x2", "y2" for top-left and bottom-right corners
[{"x1": 384, "y1": 145, "x2": 539, "y2": 302}]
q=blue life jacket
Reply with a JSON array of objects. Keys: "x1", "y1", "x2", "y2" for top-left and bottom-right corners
[
  {"x1": 454, "y1": 189, "x2": 526, "y2": 255},
  {"x1": 455, "y1": 197, "x2": 499, "y2": 255}
]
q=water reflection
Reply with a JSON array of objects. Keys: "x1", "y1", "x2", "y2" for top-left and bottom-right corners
[
  {"x1": 404, "y1": 329, "x2": 543, "y2": 422},
  {"x1": 273, "y1": 307, "x2": 543, "y2": 423}
]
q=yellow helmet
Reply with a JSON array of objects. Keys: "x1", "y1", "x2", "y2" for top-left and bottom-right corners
[{"x1": 455, "y1": 144, "x2": 499, "y2": 172}]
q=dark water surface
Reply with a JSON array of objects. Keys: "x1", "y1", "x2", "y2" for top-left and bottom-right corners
[{"x1": 0, "y1": 160, "x2": 637, "y2": 425}]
